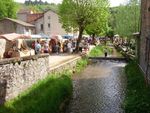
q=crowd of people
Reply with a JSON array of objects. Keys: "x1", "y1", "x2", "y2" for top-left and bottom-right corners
[{"x1": 32, "y1": 37, "x2": 91, "y2": 55}]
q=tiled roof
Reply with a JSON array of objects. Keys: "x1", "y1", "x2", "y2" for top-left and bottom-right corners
[
  {"x1": 27, "y1": 13, "x2": 44, "y2": 23},
  {"x1": 0, "y1": 18, "x2": 35, "y2": 27}
]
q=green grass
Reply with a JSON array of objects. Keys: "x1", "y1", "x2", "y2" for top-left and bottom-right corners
[
  {"x1": 124, "y1": 61, "x2": 150, "y2": 113},
  {"x1": 89, "y1": 45, "x2": 113, "y2": 57},
  {"x1": 89, "y1": 46, "x2": 104, "y2": 57},
  {"x1": 0, "y1": 73, "x2": 72, "y2": 113},
  {"x1": 75, "y1": 58, "x2": 88, "y2": 73}
]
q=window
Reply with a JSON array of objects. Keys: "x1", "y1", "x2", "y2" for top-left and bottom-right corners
[
  {"x1": 48, "y1": 23, "x2": 50, "y2": 28},
  {"x1": 41, "y1": 24, "x2": 43, "y2": 31}
]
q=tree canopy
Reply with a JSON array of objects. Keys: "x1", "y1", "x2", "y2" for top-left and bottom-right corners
[
  {"x1": 59, "y1": 0, "x2": 110, "y2": 50},
  {"x1": 85, "y1": 0, "x2": 110, "y2": 37},
  {"x1": 0, "y1": 0, "x2": 18, "y2": 19},
  {"x1": 110, "y1": 0, "x2": 140, "y2": 38}
]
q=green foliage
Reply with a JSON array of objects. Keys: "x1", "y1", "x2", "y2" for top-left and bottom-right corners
[
  {"x1": 110, "y1": 0, "x2": 140, "y2": 38},
  {"x1": 59, "y1": 0, "x2": 110, "y2": 37},
  {"x1": 106, "y1": 27, "x2": 114, "y2": 37},
  {"x1": 89, "y1": 45, "x2": 113, "y2": 57},
  {"x1": 85, "y1": 0, "x2": 110, "y2": 36},
  {"x1": 0, "y1": 73, "x2": 72, "y2": 113},
  {"x1": 124, "y1": 61, "x2": 150, "y2": 113},
  {"x1": 17, "y1": 3, "x2": 59, "y2": 13},
  {"x1": 0, "y1": 0, "x2": 18, "y2": 19},
  {"x1": 76, "y1": 58, "x2": 88, "y2": 72},
  {"x1": 89, "y1": 46, "x2": 104, "y2": 57}
]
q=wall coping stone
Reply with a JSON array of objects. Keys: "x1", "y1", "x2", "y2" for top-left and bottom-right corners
[{"x1": 0, "y1": 54, "x2": 49, "y2": 65}]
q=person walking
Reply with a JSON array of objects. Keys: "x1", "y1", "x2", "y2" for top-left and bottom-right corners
[
  {"x1": 43, "y1": 41, "x2": 49, "y2": 53},
  {"x1": 67, "y1": 40, "x2": 73, "y2": 53},
  {"x1": 35, "y1": 40, "x2": 41, "y2": 54},
  {"x1": 104, "y1": 48, "x2": 108, "y2": 57}
]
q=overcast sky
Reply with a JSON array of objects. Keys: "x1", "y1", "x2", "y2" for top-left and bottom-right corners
[{"x1": 14, "y1": 0, "x2": 127, "y2": 7}]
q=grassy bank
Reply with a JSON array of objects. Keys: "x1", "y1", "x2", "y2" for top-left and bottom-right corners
[
  {"x1": 124, "y1": 61, "x2": 150, "y2": 113},
  {"x1": 89, "y1": 46, "x2": 104, "y2": 57},
  {"x1": 0, "y1": 73, "x2": 72, "y2": 113},
  {"x1": 89, "y1": 45, "x2": 113, "y2": 57}
]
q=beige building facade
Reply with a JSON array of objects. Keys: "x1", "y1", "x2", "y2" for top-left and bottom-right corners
[{"x1": 17, "y1": 10, "x2": 67, "y2": 36}]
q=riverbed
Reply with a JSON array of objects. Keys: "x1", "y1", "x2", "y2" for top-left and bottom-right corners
[{"x1": 66, "y1": 60, "x2": 126, "y2": 113}]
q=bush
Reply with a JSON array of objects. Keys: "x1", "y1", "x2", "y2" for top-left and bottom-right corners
[{"x1": 124, "y1": 61, "x2": 150, "y2": 113}]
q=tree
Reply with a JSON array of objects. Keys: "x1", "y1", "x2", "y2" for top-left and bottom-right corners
[
  {"x1": 59, "y1": 0, "x2": 109, "y2": 51},
  {"x1": 0, "y1": 0, "x2": 18, "y2": 19},
  {"x1": 111, "y1": 0, "x2": 140, "y2": 38},
  {"x1": 85, "y1": 0, "x2": 109, "y2": 38}
]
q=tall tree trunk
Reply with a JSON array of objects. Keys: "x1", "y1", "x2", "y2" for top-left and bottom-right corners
[{"x1": 75, "y1": 26, "x2": 84, "y2": 52}]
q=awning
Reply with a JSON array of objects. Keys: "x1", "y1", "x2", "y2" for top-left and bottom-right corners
[{"x1": 0, "y1": 33, "x2": 31, "y2": 41}]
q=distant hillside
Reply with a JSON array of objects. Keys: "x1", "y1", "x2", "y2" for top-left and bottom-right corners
[
  {"x1": 25, "y1": 0, "x2": 48, "y2": 5},
  {"x1": 16, "y1": 2, "x2": 59, "y2": 13}
]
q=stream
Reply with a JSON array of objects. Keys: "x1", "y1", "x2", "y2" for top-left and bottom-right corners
[{"x1": 66, "y1": 60, "x2": 126, "y2": 113}]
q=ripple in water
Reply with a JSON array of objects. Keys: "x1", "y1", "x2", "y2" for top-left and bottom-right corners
[{"x1": 66, "y1": 61, "x2": 126, "y2": 113}]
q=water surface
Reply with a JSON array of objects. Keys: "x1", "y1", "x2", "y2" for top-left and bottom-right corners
[{"x1": 66, "y1": 60, "x2": 126, "y2": 113}]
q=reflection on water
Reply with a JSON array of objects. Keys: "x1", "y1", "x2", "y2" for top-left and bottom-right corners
[{"x1": 66, "y1": 60, "x2": 126, "y2": 113}]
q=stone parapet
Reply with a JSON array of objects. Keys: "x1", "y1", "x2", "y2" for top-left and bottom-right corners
[{"x1": 0, "y1": 54, "x2": 49, "y2": 104}]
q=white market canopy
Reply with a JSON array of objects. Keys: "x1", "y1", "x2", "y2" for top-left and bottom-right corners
[{"x1": 0, "y1": 33, "x2": 31, "y2": 41}]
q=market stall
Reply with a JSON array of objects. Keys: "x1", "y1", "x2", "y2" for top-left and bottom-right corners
[{"x1": 0, "y1": 33, "x2": 35, "y2": 58}]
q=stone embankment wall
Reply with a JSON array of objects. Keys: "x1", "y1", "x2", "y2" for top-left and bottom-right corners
[
  {"x1": 0, "y1": 54, "x2": 81, "y2": 104},
  {"x1": 0, "y1": 54, "x2": 49, "y2": 104}
]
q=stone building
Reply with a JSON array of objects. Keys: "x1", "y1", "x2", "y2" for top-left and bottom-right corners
[
  {"x1": 17, "y1": 9, "x2": 67, "y2": 36},
  {"x1": 139, "y1": 0, "x2": 150, "y2": 82},
  {"x1": 0, "y1": 18, "x2": 35, "y2": 35}
]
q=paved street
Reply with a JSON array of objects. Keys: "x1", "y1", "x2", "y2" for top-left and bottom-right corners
[
  {"x1": 48, "y1": 46, "x2": 95, "y2": 68},
  {"x1": 49, "y1": 53, "x2": 79, "y2": 68}
]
